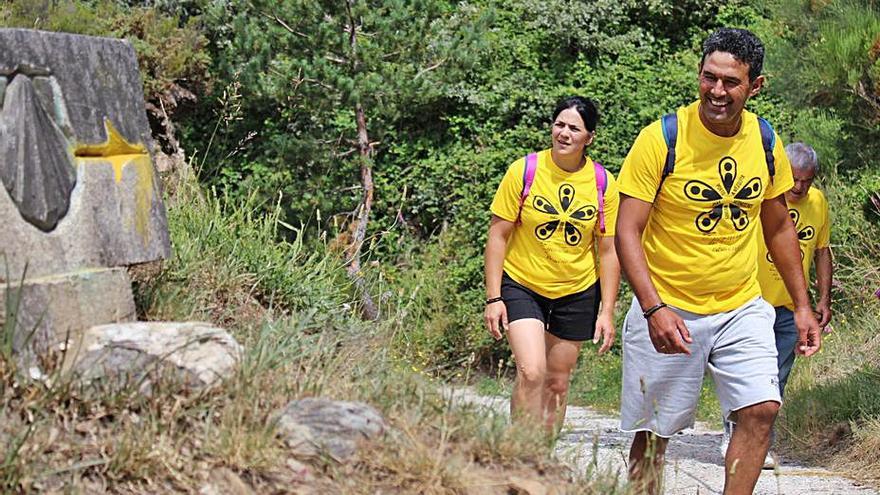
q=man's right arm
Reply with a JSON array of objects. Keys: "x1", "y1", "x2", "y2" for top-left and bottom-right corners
[{"x1": 616, "y1": 194, "x2": 692, "y2": 354}]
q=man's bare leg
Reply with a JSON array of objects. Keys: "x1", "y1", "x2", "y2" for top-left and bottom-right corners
[
  {"x1": 629, "y1": 431, "x2": 669, "y2": 495},
  {"x1": 724, "y1": 401, "x2": 779, "y2": 494}
]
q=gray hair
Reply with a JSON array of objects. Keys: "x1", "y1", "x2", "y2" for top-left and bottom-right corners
[{"x1": 785, "y1": 142, "x2": 819, "y2": 174}]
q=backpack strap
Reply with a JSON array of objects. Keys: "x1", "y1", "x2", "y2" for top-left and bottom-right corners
[
  {"x1": 593, "y1": 160, "x2": 608, "y2": 234},
  {"x1": 757, "y1": 116, "x2": 776, "y2": 185},
  {"x1": 657, "y1": 112, "x2": 678, "y2": 197},
  {"x1": 655, "y1": 112, "x2": 776, "y2": 197},
  {"x1": 516, "y1": 153, "x2": 538, "y2": 225}
]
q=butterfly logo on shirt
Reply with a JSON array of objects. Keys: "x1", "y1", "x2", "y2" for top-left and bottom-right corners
[
  {"x1": 532, "y1": 184, "x2": 596, "y2": 246},
  {"x1": 684, "y1": 156, "x2": 763, "y2": 233},
  {"x1": 766, "y1": 208, "x2": 812, "y2": 263}
]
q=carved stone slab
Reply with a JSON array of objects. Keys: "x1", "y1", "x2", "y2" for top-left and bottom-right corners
[
  {"x1": 0, "y1": 267, "x2": 136, "y2": 356},
  {"x1": 0, "y1": 152, "x2": 172, "y2": 280},
  {"x1": 0, "y1": 29, "x2": 154, "y2": 149},
  {"x1": 0, "y1": 28, "x2": 170, "y2": 279}
]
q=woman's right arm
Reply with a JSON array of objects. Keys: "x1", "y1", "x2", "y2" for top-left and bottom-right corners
[{"x1": 484, "y1": 215, "x2": 515, "y2": 340}]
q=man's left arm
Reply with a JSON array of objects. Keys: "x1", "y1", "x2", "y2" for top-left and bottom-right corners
[
  {"x1": 814, "y1": 247, "x2": 833, "y2": 331},
  {"x1": 761, "y1": 195, "x2": 822, "y2": 356}
]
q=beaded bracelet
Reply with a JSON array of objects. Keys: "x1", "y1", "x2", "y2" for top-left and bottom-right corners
[{"x1": 642, "y1": 302, "x2": 668, "y2": 319}]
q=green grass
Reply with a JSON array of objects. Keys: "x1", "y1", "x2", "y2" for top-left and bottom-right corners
[{"x1": 568, "y1": 348, "x2": 624, "y2": 412}]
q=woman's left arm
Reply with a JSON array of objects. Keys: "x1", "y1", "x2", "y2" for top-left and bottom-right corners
[{"x1": 595, "y1": 235, "x2": 621, "y2": 353}]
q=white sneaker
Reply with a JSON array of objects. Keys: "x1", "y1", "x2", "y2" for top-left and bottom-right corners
[{"x1": 763, "y1": 451, "x2": 778, "y2": 469}]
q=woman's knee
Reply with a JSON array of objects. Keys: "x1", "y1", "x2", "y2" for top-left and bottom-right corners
[
  {"x1": 544, "y1": 372, "x2": 572, "y2": 396},
  {"x1": 516, "y1": 362, "x2": 547, "y2": 387}
]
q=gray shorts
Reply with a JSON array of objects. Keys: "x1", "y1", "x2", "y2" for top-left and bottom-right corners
[{"x1": 620, "y1": 296, "x2": 781, "y2": 438}]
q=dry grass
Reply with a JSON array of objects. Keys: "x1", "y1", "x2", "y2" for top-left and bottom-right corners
[{"x1": 0, "y1": 180, "x2": 624, "y2": 493}]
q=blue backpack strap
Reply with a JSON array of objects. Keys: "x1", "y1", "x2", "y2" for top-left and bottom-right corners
[
  {"x1": 658, "y1": 112, "x2": 678, "y2": 196},
  {"x1": 757, "y1": 116, "x2": 776, "y2": 184}
]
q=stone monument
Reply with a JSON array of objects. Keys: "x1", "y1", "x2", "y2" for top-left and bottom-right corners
[{"x1": 0, "y1": 29, "x2": 237, "y2": 386}]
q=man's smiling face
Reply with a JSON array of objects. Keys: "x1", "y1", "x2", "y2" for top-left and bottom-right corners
[{"x1": 698, "y1": 51, "x2": 764, "y2": 137}]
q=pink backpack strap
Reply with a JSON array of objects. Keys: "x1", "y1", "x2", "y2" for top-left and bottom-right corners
[
  {"x1": 593, "y1": 160, "x2": 607, "y2": 234},
  {"x1": 516, "y1": 153, "x2": 538, "y2": 225}
]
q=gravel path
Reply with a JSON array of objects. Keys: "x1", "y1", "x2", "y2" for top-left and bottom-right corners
[{"x1": 448, "y1": 388, "x2": 877, "y2": 494}]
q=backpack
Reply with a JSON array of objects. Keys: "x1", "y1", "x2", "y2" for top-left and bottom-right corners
[
  {"x1": 515, "y1": 153, "x2": 608, "y2": 234},
  {"x1": 656, "y1": 112, "x2": 777, "y2": 195}
]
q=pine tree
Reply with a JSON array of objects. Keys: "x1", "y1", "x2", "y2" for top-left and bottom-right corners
[{"x1": 206, "y1": 0, "x2": 490, "y2": 318}]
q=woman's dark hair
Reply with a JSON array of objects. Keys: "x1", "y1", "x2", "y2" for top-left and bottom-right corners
[
  {"x1": 551, "y1": 96, "x2": 599, "y2": 132},
  {"x1": 701, "y1": 28, "x2": 765, "y2": 81}
]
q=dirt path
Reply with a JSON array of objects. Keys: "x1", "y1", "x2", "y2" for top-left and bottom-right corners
[{"x1": 448, "y1": 388, "x2": 877, "y2": 494}]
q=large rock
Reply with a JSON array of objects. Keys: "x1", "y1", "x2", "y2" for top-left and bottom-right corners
[
  {"x1": 0, "y1": 267, "x2": 135, "y2": 355},
  {"x1": 0, "y1": 28, "x2": 170, "y2": 279},
  {"x1": 67, "y1": 322, "x2": 242, "y2": 393},
  {"x1": 275, "y1": 398, "x2": 387, "y2": 461}
]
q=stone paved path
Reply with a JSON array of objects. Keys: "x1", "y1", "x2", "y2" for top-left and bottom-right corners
[{"x1": 448, "y1": 388, "x2": 877, "y2": 494}]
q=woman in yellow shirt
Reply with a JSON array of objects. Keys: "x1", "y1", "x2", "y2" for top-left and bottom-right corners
[{"x1": 483, "y1": 96, "x2": 621, "y2": 432}]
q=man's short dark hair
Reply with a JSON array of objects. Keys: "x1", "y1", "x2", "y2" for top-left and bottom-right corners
[{"x1": 701, "y1": 28, "x2": 765, "y2": 81}]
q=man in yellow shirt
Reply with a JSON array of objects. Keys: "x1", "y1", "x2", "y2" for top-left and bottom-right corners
[
  {"x1": 750, "y1": 142, "x2": 832, "y2": 461},
  {"x1": 757, "y1": 143, "x2": 833, "y2": 343},
  {"x1": 615, "y1": 28, "x2": 822, "y2": 494}
]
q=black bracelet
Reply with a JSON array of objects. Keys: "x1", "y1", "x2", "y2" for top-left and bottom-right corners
[
  {"x1": 485, "y1": 296, "x2": 504, "y2": 305},
  {"x1": 642, "y1": 302, "x2": 667, "y2": 319}
]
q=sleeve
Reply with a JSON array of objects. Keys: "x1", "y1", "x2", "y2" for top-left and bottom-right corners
[
  {"x1": 597, "y1": 171, "x2": 620, "y2": 237},
  {"x1": 489, "y1": 157, "x2": 526, "y2": 222},
  {"x1": 764, "y1": 133, "x2": 794, "y2": 199},
  {"x1": 617, "y1": 122, "x2": 667, "y2": 203},
  {"x1": 816, "y1": 191, "x2": 831, "y2": 249}
]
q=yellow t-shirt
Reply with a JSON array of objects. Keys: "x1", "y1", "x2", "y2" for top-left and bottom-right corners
[
  {"x1": 490, "y1": 149, "x2": 620, "y2": 299},
  {"x1": 757, "y1": 186, "x2": 830, "y2": 309},
  {"x1": 617, "y1": 101, "x2": 794, "y2": 314}
]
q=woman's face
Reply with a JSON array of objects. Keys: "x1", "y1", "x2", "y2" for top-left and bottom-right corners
[{"x1": 551, "y1": 107, "x2": 593, "y2": 158}]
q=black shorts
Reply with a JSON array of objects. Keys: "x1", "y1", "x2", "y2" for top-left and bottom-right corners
[{"x1": 501, "y1": 272, "x2": 601, "y2": 341}]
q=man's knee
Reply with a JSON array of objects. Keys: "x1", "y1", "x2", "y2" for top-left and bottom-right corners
[{"x1": 735, "y1": 401, "x2": 780, "y2": 428}]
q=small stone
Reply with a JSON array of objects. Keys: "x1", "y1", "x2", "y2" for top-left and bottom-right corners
[
  {"x1": 275, "y1": 398, "x2": 386, "y2": 461},
  {"x1": 28, "y1": 366, "x2": 45, "y2": 381}
]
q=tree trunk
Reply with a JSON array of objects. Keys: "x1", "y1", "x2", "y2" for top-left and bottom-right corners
[
  {"x1": 346, "y1": 103, "x2": 379, "y2": 320},
  {"x1": 344, "y1": 0, "x2": 379, "y2": 320}
]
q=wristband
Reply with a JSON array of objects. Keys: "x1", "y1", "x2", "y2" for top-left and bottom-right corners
[
  {"x1": 485, "y1": 296, "x2": 504, "y2": 305},
  {"x1": 642, "y1": 302, "x2": 667, "y2": 319}
]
